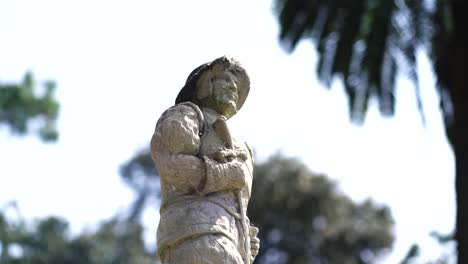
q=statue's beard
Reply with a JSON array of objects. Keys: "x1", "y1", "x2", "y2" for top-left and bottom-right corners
[
  {"x1": 218, "y1": 100, "x2": 237, "y2": 118},
  {"x1": 196, "y1": 94, "x2": 238, "y2": 118}
]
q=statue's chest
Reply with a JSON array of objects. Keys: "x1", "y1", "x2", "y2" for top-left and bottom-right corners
[
  {"x1": 198, "y1": 122, "x2": 253, "y2": 200},
  {"x1": 199, "y1": 125, "x2": 240, "y2": 158}
]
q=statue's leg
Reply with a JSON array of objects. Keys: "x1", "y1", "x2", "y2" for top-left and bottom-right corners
[{"x1": 162, "y1": 234, "x2": 243, "y2": 264}]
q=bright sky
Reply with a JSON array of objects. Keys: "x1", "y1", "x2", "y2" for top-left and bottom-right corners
[{"x1": 0, "y1": 0, "x2": 455, "y2": 263}]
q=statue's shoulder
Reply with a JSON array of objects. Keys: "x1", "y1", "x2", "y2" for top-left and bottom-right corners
[
  {"x1": 162, "y1": 102, "x2": 200, "y2": 116},
  {"x1": 156, "y1": 102, "x2": 205, "y2": 132}
]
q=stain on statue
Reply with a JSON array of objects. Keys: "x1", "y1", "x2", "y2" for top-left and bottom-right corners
[{"x1": 151, "y1": 57, "x2": 260, "y2": 264}]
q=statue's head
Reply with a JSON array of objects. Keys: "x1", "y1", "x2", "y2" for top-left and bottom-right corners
[{"x1": 176, "y1": 56, "x2": 250, "y2": 119}]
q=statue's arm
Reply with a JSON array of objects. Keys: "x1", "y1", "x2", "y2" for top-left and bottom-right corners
[
  {"x1": 200, "y1": 141, "x2": 254, "y2": 194},
  {"x1": 151, "y1": 105, "x2": 205, "y2": 190},
  {"x1": 201, "y1": 157, "x2": 248, "y2": 193},
  {"x1": 152, "y1": 105, "x2": 248, "y2": 194}
]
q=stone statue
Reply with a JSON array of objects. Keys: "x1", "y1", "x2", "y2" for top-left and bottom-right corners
[{"x1": 151, "y1": 56, "x2": 260, "y2": 264}]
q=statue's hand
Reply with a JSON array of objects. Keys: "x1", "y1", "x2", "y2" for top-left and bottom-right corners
[
  {"x1": 214, "y1": 149, "x2": 248, "y2": 162},
  {"x1": 249, "y1": 226, "x2": 260, "y2": 263},
  {"x1": 213, "y1": 149, "x2": 230, "y2": 162},
  {"x1": 235, "y1": 149, "x2": 248, "y2": 161}
]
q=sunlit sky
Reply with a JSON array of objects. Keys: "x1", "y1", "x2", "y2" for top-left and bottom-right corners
[{"x1": 0, "y1": 0, "x2": 455, "y2": 263}]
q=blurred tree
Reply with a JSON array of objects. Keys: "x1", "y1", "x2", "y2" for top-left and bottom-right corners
[
  {"x1": 119, "y1": 148, "x2": 160, "y2": 224},
  {"x1": 248, "y1": 154, "x2": 394, "y2": 264},
  {"x1": 399, "y1": 244, "x2": 420, "y2": 264},
  {"x1": 0, "y1": 72, "x2": 59, "y2": 141},
  {"x1": 273, "y1": 0, "x2": 467, "y2": 262},
  {"x1": 119, "y1": 149, "x2": 394, "y2": 263},
  {"x1": 0, "y1": 211, "x2": 154, "y2": 264},
  {"x1": 399, "y1": 231, "x2": 456, "y2": 264}
]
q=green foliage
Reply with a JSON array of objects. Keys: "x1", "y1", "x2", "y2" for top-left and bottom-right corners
[
  {"x1": 119, "y1": 148, "x2": 160, "y2": 223},
  {"x1": 274, "y1": 0, "x2": 451, "y2": 124},
  {"x1": 120, "y1": 148, "x2": 159, "y2": 193},
  {"x1": 0, "y1": 212, "x2": 155, "y2": 264},
  {"x1": 399, "y1": 233, "x2": 456, "y2": 264},
  {"x1": 274, "y1": 2, "x2": 468, "y2": 263},
  {"x1": 399, "y1": 244, "x2": 420, "y2": 264},
  {"x1": 248, "y1": 154, "x2": 394, "y2": 264},
  {"x1": 429, "y1": 231, "x2": 454, "y2": 245},
  {"x1": 118, "y1": 150, "x2": 395, "y2": 263},
  {"x1": 0, "y1": 72, "x2": 59, "y2": 141}
]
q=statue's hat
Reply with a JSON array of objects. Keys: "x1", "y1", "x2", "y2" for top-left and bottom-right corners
[{"x1": 175, "y1": 56, "x2": 250, "y2": 111}]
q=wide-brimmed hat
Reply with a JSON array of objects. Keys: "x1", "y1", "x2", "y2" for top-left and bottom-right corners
[{"x1": 175, "y1": 56, "x2": 250, "y2": 111}]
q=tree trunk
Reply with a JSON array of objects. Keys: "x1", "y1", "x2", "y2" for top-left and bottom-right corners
[
  {"x1": 454, "y1": 123, "x2": 468, "y2": 264},
  {"x1": 453, "y1": 106, "x2": 468, "y2": 264},
  {"x1": 448, "y1": 2, "x2": 468, "y2": 263}
]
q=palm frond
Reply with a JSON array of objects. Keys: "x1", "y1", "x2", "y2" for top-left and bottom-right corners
[{"x1": 275, "y1": 0, "x2": 431, "y2": 123}]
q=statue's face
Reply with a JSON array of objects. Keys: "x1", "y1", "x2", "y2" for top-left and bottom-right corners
[
  {"x1": 211, "y1": 72, "x2": 238, "y2": 113},
  {"x1": 197, "y1": 71, "x2": 239, "y2": 118}
]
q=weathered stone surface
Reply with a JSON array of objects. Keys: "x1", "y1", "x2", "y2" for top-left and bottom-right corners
[{"x1": 151, "y1": 57, "x2": 259, "y2": 264}]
